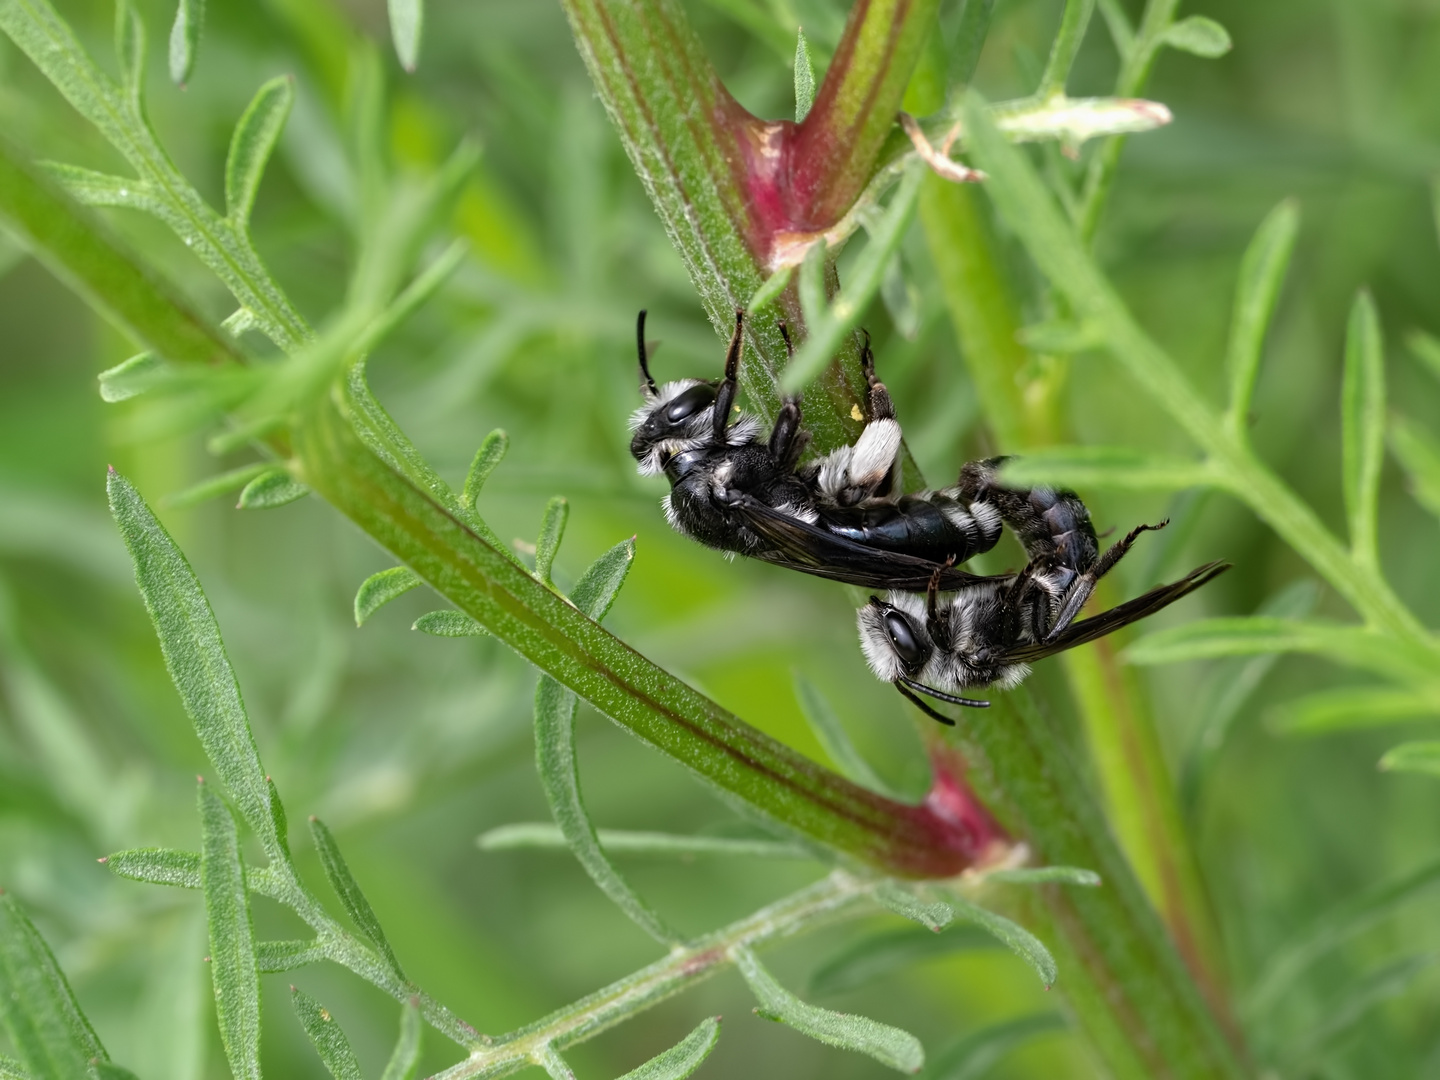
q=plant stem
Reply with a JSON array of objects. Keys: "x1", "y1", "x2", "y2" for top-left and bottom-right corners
[
  {"x1": 950, "y1": 690, "x2": 1247, "y2": 1079},
  {"x1": 431, "y1": 872, "x2": 874, "y2": 1079},
  {"x1": 291, "y1": 386, "x2": 994, "y2": 878},
  {"x1": 1076, "y1": 0, "x2": 1179, "y2": 241}
]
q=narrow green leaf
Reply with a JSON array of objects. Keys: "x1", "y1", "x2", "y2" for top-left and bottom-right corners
[
  {"x1": 1388, "y1": 413, "x2": 1440, "y2": 521},
  {"x1": 1244, "y1": 853, "x2": 1440, "y2": 1020},
  {"x1": 0, "y1": 137, "x2": 241, "y2": 367},
  {"x1": 103, "y1": 847, "x2": 202, "y2": 889},
  {"x1": 461, "y1": 429, "x2": 509, "y2": 514},
  {"x1": 39, "y1": 162, "x2": 163, "y2": 214},
  {"x1": 113, "y1": 0, "x2": 145, "y2": 112},
  {"x1": 0, "y1": 891, "x2": 108, "y2": 1077},
  {"x1": 735, "y1": 946, "x2": 923, "y2": 1073},
  {"x1": 1160, "y1": 15, "x2": 1232, "y2": 57},
  {"x1": 199, "y1": 782, "x2": 261, "y2": 1080},
  {"x1": 922, "y1": 1013, "x2": 1066, "y2": 1080},
  {"x1": 255, "y1": 939, "x2": 328, "y2": 973},
  {"x1": 225, "y1": 75, "x2": 294, "y2": 228},
  {"x1": 1037, "y1": 0, "x2": 1096, "y2": 99},
  {"x1": 309, "y1": 816, "x2": 403, "y2": 978},
  {"x1": 478, "y1": 823, "x2": 808, "y2": 859},
  {"x1": 413, "y1": 610, "x2": 489, "y2": 637},
  {"x1": 1181, "y1": 579, "x2": 1320, "y2": 810},
  {"x1": 534, "y1": 676, "x2": 679, "y2": 944},
  {"x1": 793, "y1": 27, "x2": 815, "y2": 123},
  {"x1": 379, "y1": 998, "x2": 421, "y2": 1080},
  {"x1": 1379, "y1": 741, "x2": 1440, "y2": 778},
  {"x1": 355, "y1": 566, "x2": 422, "y2": 626},
  {"x1": 1125, "y1": 617, "x2": 1433, "y2": 683},
  {"x1": 388, "y1": 0, "x2": 423, "y2": 72},
  {"x1": 0, "y1": 1052, "x2": 26, "y2": 1080},
  {"x1": 793, "y1": 675, "x2": 896, "y2": 796},
  {"x1": 809, "y1": 927, "x2": 1000, "y2": 997},
  {"x1": 948, "y1": 0, "x2": 995, "y2": 88},
  {"x1": 782, "y1": 161, "x2": 928, "y2": 393},
  {"x1": 237, "y1": 468, "x2": 310, "y2": 509},
  {"x1": 1342, "y1": 291, "x2": 1385, "y2": 570},
  {"x1": 1407, "y1": 329, "x2": 1440, "y2": 385},
  {"x1": 292, "y1": 988, "x2": 363, "y2": 1080},
  {"x1": 533, "y1": 534, "x2": 674, "y2": 939},
  {"x1": 879, "y1": 254, "x2": 920, "y2": 340},
  {"x1": 168, "y1": 0, "x2": 204, "y2": 86},
  {"x1": 875, "y1": 884, "x2": 954, "y2": 932},
  {"x1": 616, "y1": 1016, "x2": 721, "y2": 1080},
  {"x1": 568, "y1": 539, "x2": 635, "y2": 624},
  {"x1": 1014, "y1": 318, "x2": 1106, "y2": 354},
  {"x1": 1269, "y1": 687, "x2": 1438, "y2": 736},
  {"x1": 162, "y1": 463, "x2": 271, "y2": 509},
  {"x1": 93, "y1": 1065, "x2": 141, "y2": 1080},
  {"x1": 998, "y1": 448, "x2": 1217, "y2": 492},
  {"x1": 984, "y1": 866, "x2": 1102, "y2": 887},
  {"x1": 98, "y1": 350, "x2": 165, "y2": 402},
  {"x1": 747, "y1": 265, "x2": 793, "y2": 316},
  {"x1": 355, "y1": 238, "x2": 469, "y2": 357},
  {"x1": 796, "y1": 237, "x2": 828, "y2": 330},
  {"x1": 948, "y1": 894, "x2": 1057, "y2": 988},
  {"x1": 1282, "y1": 953, "x2": 1439, "y2": 1067},
  {"x1": 108, "y1": 471, "x2": 286, "y2": 853},
  {"x1": 1225, "y1": 200, "x2": 1299, "y2": 437},
  {"x1": 534, "y1": 496, "x2": 569, "y2": 587}
]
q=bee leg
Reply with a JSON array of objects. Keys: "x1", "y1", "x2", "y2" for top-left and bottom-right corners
[
  {"x1": 858, "y1": 329, "x2": 896, "y2": 422},
  {"x1": 926, "y1": 557, "x2": 956, "y2": 650},
  {"x1": 895, "y1": 682, "x2": 956, "y2": 726},
  {"x1": 712, "y1": 308, "x2": 745, "y2": 441},
  {"x1": 769, "y1": 398, "x2": 810, "y2": 471},
  {"x1": 778, "y1": 318, "x2": 795, "y2": 358},
  {"x1": 636, "y1": 309, "x2": 658, "y2": 397},
  {"x1": 1041, "y1": 520, "x2": 1168, "y2": 642}
]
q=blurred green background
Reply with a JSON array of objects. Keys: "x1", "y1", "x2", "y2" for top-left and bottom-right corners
[{"x1": 2, "y1": 0, "x2": 1439, "y2": 1076}]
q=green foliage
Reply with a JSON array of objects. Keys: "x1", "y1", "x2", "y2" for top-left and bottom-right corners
[
  {"x1": 292, "y1": 988, "x2": 363, "y2": 1080},
  {"x1": 735, "y1": 946, "x2": 924, "y2": 1074},
  {"x1": 792, "y1": 28, "x2": 815, "y2": 123},
  {"x1": 168, "y1": 0, "x2": 204, "y2": 86},
  {"x1": 615, "y1": 1017, "x2": 720, "y2": 1080},
  {"x1": 199, "y1": 781, "x2": 262, "y2": 1080},
  {"x1": 236, "y1": 468, "x2": 310, "y2": 509},
  {"x1": 354, "y1": 566, "x2": 422, "y2": 626},
  {"x1": 4, "y1": 0, "x2": 1440, "y2": 1076},
  {"x1": 309, "y1": 816, "x2": 404, "y2": 978},
  {"x1": 387, "y1": 0, "x2": 423, "y2": 73},
  {"x1": 0, "y1": 892, "x2": 112, "y2": 1077}
]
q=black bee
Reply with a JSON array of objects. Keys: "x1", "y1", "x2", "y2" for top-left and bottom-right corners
[
  {"x1": 628, "y1": 310, "x2": 1007, "y2": 589},
  {"x1": 857, "y1": 463, "x2": 1231, "y2": 723}
]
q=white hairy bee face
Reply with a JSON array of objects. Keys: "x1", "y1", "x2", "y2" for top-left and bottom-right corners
[
  {"x1": 628, "y1": 379, "x2": 761, "y2": 475},
  {"x1": 857, "y1": 590, "x2": 932, "y2": 683}
]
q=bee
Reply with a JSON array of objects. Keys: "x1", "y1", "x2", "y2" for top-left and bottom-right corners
[
  {"x1": 857, "y1": 469, "x2": 1231, "y2": 723},
  {"x1": 628, "y1": 310, "x2": 1007, "y2": 589}
]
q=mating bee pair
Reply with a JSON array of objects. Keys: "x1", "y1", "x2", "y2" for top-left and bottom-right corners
[{"x1": 627, "y1": 310, "x2": 1228, "y2": 725}]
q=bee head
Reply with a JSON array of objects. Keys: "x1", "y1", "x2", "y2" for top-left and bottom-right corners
[
  {"x1": 857, "y1": 593, "x2": 933, "y2": 683},
  {"x1": 628, "y1": 379, "x2": 722, "y2": 475}
]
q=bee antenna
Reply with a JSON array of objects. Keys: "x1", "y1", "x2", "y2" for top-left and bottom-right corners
[
  {"x1": 777, "y1": 319, "x2": 795, "y2": 359},
  {"x1": 636, "y1": 309, "x2": 658, "y2": 396}
]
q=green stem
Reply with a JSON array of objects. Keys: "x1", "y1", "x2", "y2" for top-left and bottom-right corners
[
  {"x1": 954, "y1": 690, "x2": 1247, "y2": 1080},
  {"x1": 432, "y1": 872, "x2": 873, "y2": 1079},
  {"x1": 1038, "y1": 0, "x2": 1096, "y2": 100},
  {"x1": 1076, "y1": 0, "x2": 1179, "y2": 240}
]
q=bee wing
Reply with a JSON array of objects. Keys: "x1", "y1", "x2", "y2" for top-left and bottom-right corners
[
  {"x1": 729, "y1": 493, "x2": 1011, "y2": 591},
  {"x1": 1000, "y1": 561, "x2": 1232, "y2": 664}
]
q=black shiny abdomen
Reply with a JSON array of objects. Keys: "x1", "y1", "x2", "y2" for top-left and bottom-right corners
[{"x1": 819, "y1": 496, "x2": 982, "y2": 563}]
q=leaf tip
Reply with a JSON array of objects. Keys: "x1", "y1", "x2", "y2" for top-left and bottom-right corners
[{"x1": 97, "y1": 856, "x2": 109, "y2": 864}]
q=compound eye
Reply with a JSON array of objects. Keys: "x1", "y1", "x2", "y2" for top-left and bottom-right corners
[
  {"x1": 663, "y1": 384, "x2": 716, "y2": 423},
  {"x1": 883, "y1": 611, "x2": 923, "y2": 667}
]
